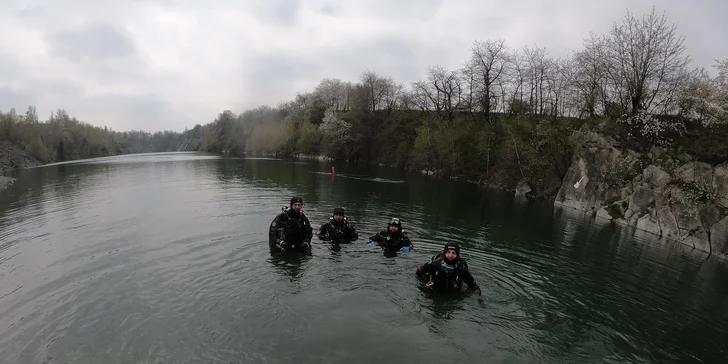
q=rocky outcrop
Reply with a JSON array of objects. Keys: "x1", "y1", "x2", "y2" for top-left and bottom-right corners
[
  {"x1": 514, "y1": 178, "x2": 532, "y2": 197},
  {"x1": 555, "y1": 129, "x2": 728, "y2": 257},
  {"x1": 0, "y1": 141, "x2": 40, "y2": 172},
  {"x1": 0, "y1": 176, "x2": 15, "y2": 192}
]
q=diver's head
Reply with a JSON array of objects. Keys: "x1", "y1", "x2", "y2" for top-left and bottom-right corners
[
  {"x1": 388, "y1": 217, "x2": 401, "y2": 233},
  {"x1": 289, "y1": 196, "x2": 303, "y2": 213},
  {"x1": 443, "y1": 243, "x2": 460, "y2": 262},
  {"x1": 333, "y1": 207, "x2": 345, "y2": 222}
]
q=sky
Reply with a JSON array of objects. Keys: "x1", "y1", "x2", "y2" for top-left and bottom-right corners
[{"x1": 0, "y1": 0, "x2": 725, "y2": 133}]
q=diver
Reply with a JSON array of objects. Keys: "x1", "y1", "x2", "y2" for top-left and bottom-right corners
[
  {"x1": 269, "y1": 196, "x2": 313, "y2": 253},
  {"x1": 316, "y1": 207, "x2": 358, "y2": 244},
  {"x1": 367, "y1": 217, "x2": 413, "y2": 252},
  {"x1": 416, "y1": 243, "x2": 483, "y2": 303}
]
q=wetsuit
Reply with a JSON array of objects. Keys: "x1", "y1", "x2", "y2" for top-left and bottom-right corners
[
  {"x1": 318, "y1": 218, "x2": 358, "y2": 244},
  {"x1": 369, "y1": 217, "x2": 413, "y2": 251},
  {"x1": 269, "y1": 207, "x2": 313, "y2": 252},
  {"x1": 370, "y1": 229, "x2": 413, "y2": 250},
  {"x1": 416, "y1": 257, "x2": 479, "y2": 292}
]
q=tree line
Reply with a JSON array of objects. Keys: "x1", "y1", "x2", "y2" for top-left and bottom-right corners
[
  {"x1": 1, "y1": 7, "x2": 726, "y2": 198},
  {"x1": 0, "y1": 107, "x2": 185, "y2": 163}
]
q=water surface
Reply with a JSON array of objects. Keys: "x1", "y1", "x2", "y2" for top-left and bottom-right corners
[{"x1": 1, "y1": 152, "x2": 726, "y2": 363}]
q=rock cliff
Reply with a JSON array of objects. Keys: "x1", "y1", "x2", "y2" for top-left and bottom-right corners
[{"x1": 554, "y1": 129, "x2": 728, "y2": 257}]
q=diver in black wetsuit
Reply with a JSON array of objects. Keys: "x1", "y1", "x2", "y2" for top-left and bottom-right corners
[
  {"x1": 316, "y1": 207, "x2": 358, "y2": 244},
  {"x1": 367, "y1": 217, "x2": 414, "y2": 252},
  {"x1": 416, "y1": 243, "x2": 483, "y2": 302},
  {"x1": 268, "y1": 196, "x2": 313, "y2": 253}
]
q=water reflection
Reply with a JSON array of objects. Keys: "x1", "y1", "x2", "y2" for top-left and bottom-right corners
[
  {"x1": 267, "y1": 251, "x2": 312, "y2": 282},
  {"x1": 1, "y1": 153, "x2": 728, "y2": 363}
]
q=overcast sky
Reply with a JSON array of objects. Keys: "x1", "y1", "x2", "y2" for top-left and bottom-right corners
[{"x1": 0, "y1": 0, "x2": 725, "y2": 133}]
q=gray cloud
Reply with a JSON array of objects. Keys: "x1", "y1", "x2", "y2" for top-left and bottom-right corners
[
  {"x1": 267, "y1": 0, "x2": 302, "y2": 25},
  {"x1": 0, "y1": 52, "x2": 22, "y2": 83},
  {"x1": 41, "y1": 80, "x2": 86, "y2": 97},
  {"x1": 0, "y1": 0, "x2": 725, "y2": 133},
  {"x1": 0, "y1": 87, "x2": 38, "y2": 114},
  {"x1": 80, "y1": 93, "x2": 185, "y2": 132},
  {"x1": 48, "y1": 23, "x2": 136, "y2": 62},
  {"x1": 320, "y1": 3, "x2": 335, "y2": 15}
]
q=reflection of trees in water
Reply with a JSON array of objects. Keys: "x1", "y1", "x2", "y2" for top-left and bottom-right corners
[
  {"x1": 211, "y1": 156, "x2": 563, "y2": 254},
  {"x1": 5, "y1": 155, "x2": 728, "y2": 362},
  {"x1": 0, "y1": 163, "x2": 112, "y2": 230}
]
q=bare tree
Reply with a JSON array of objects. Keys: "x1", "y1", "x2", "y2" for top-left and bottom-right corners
[
  {"x1": 548, "y1": 57, "x2": 575, "y2": 117},
  {"x1": 359, "y1": 71, "x2": 396, "y2": 112},
  {"x1": 427, "y1": 65, "x2": 463, "y2": 119},
  {"x1": 313, "y1": 78, "x2": 350, "y2": 111},
  {"x1": 469, "y1": 39, "x2": 511, "y2": 120},
  {"x1": 459, "y1": 61, "x2": 478, "y2": 114},
  {"x1": 573, "y1": 33, "x2": 609, "y2": 117},
  {"x1": 508, "y1": 51, "x2": 528, "y2": 114},
  {"x1": 522, "y1": 46, "x2": 552, "y2": 115},
  {"x1": 411, "y1": 80, "x2": 438, "y2": 112},
  {"x1": 605, "y1": 7, "x2": 690, "y2": 114},
  {"x1": 383, "y1": 82, "x2": 405, "y2": 111}
]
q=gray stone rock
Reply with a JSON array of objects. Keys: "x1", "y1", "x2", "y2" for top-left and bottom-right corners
[
  {"x1": 713, "y1": 163, "x2": 728, "y2": 208},
  {"x1": 556, "y1": 129, "x2": 728, "y2": 258},
  {"x1": 649, "y1": 146, "x2": 664, "y2": 160},
  {"x1": 672, "y1": 203, "x2": 703, "y2": 233},
  {"x1": 675, "y1": 161, "x2": 713, "y2": 187},
  {"x1": 636, "y1": 209, "x2": 661, "y2": 236},
  {"x1": 515, "y1": 178, "x2": 532, "y2": 196},
  {"x1": 0, "y1": 176, "x2": 15, "y2": 191},
  {"x1": 657, "y1": 206, "x2": 681, "y2": 241},
  {"x1": 643, "y1": 165, "x2": 671, "y2": 188},
  {"x1": 692, "y1": 230, "x2": 712, "y2": 253},
  {"x1": 681, "y1": 230, "x2": 709, "y2": 252},
  {"x1": 596, "y1": 207, "x2": 613, "y2": 220},
  {"x1": 629, "y1": 186, "x2": 655, "y2": 213},
  {"x1": 620, "y1": 184, "x2": 635, "y2": 201},
  {"x1": 699, "y1": 204, "x2": 721, "y2": 229},
  {"x1": 555, "y1": 130, "x2": 642, "y2": 214},
  {"x1": 677, "y1": 153, "x2": 693, "y2": 163},
  {"x1": 624, "y1": 208, "x2": 634, "y2": 222},
  {"x1": 710, "y1": 216, "x2": 728, "y2": 256}
]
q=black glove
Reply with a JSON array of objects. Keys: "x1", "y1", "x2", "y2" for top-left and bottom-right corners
[
  {"x1": 278, "y1": 241, "x2": 291, "y2": 251},
  {"x1": 301, "y1": 241, "x2": 310, "y2": 249}
]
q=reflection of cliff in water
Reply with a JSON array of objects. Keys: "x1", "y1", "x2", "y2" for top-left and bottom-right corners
[{"x1": 517, "y1": 205, "x2": 728, "y2": 363}]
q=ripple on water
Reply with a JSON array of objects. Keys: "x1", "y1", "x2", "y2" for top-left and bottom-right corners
[{"x1": 1, "y1": 154, "x2": 728, "y2": 364}]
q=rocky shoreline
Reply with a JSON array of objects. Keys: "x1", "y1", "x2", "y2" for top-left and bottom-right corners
[
  {"x1": 3, "y1": 133, "x2": 726, "y2": 258},
  {"x1": 0, "y1": 176, "x2": 15, "y2": 191},
  {"x1": 0, "y1": 141, "x2": 40, "y2": 194},
  {"x1": 0, "y1": 141, "x2": 40, "y2": 173},
  {"x1": 553, "y1": 129, "x2": 728, "y2": 258}
]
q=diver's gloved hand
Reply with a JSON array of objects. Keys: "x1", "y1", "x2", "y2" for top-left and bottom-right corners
[
  {"x1": 301, "y1": 241, "x2": 310, "y2": 249},
  {"x1": 366, "y1": 241, "x2": 375, "y2": 248},
  {"x1": 277, "y1": 241, "x2": 289, "y2": 252},
  {"x1": 399, "y1": 246, "x2": 411, "y2": 252}
]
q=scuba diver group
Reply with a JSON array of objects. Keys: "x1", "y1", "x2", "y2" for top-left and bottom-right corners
[{"x1": 269, "y1": 196, "x2": 483, "y2": 300}]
